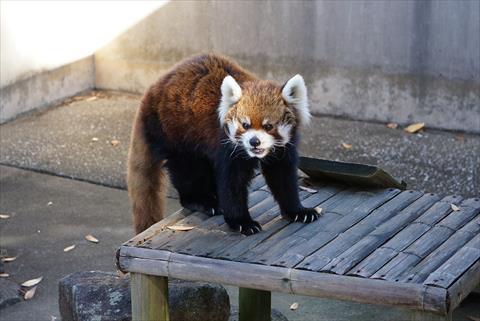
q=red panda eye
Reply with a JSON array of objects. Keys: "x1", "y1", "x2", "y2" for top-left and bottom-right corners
[
  {"x1": 242, "y1": 122, "x2": 251, "y2": 130},
  {"x1": 263, "y1": 124, "x2": 273, "y2": 131}
]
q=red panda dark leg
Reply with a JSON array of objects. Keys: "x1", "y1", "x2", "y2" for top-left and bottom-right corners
[
  {"x1": 166, "y1": 154, "x2": 218, "y2": 215},
  {"x1": 127, "y1": 108, "x2": 168, "y2": 234},
  {"x1": 261, "y1": 145, "x2": 320, "y2": 224},
  {"x1": 216, "y1": 148, "x2": 261, "y2": 235}
]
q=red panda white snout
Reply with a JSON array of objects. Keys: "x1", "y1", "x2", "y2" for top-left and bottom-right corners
[{"x1": 218, "y1": 75, "x2": 311, "y2": 158}]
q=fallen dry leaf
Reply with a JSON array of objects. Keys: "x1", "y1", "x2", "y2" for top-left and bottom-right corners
[
  {"x1": 0, "y1": 214, "x2": 10, "y2": 219},
  {"x1": 63, "y1": 245, "x2": 76, "y2": 252},
  {"x1": 110, "y1": 139, "x2": 120, "y2": 146},
  {"x1": 341, "y1": 142, "x2": 353, "y2": 149},
  {"x1": 455, "y1": 134, "x2": 466, "y2": 142},
  {"x1": 1, "y1": 256, "x2": 17, "y2": 263},
  {"x1": 299, "y1": 186, "x2": 318, "y2": 193},
  {"x1": 86, "y1": 96, "x2": 98, "y2": 102},
  {"x1": 451, "y1": 204, "x2": 460, "y2": 212},
  {"x1": 47, "y1": 201, "x2": 53, "y2": 206},
  {"x1": 290, "y1": 302, "x2": 299, "y2": 310},
  {"x1": 467, "y1": 316, "x2": 480, "y2": 321},
  {"x1": 314, "y1": 207, "x2": 323, "y2": 215},
  {"x1": 0, "y1": 273, "x2": 9, "y2": 278},
  {"x1": 167, "y1": 226, "x2": 195, "y2": 231},
  {"x1": 386, "y1": 122, "x2": 398, "y2": 129},
  {"x1": 91, "y1": 137, "x2": 99, "y2": 142},
  {"x1": 21, "y1": 276, "x2": 43, "y2": 287},
  {"x1": 85, "y1": 234, "x2": 99, "y2": 243},
  {"x1": 24, "y1": 286, "x2": 37, "y2": 300},
  {"x1": 404, "y1": 122, "x2": 425, "y2": 134}
]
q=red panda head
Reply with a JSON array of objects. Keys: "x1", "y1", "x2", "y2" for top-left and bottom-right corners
[{"x1": 218, "y1": 75, "x2": 311, "y2": 158}]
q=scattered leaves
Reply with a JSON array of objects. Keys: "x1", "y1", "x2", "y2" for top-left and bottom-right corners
[
  {"x1": 0, "y1": 214, "x2": 10, "y2": 219},
  {"x1": 451, "y1": 204, "x2": 460, "y2": 212},
  {"x1": 23, "y1": 286, "x2": 37, "y2": 300},
  {"x1": 167, "y1": 226, "x2": 195, "y2": 231},
  {"x1": 314, "y1": 206, "x2": 323, "y2": 215},
  {"x1": 91, "y1": 137, "x2": 99, "y2": 142},
  {"x1": 299, "y1": 186, "x2": 318, "y2": 193},
  {"x1": 21, "y1": 276, "x2": 43, "y2": 287},
  {"x1": 1, "y1": 256, "x2": 17, "y2": 263},
  {"x1": 63, "y1": 245, "x2": 76, "y2": 252},
  {"x1": 85, "y1": 234, "x2": 99, "y2": 243},
  {"x1": 341, "y1": 142, "x2": 352, "y2": 149},
  {"x1": 110, "y1": 139, "x2": 120, "y2": 146},
  {"x1": 0, "y1": 273, "x2": 9, "y2": 278},
  {"x1": 386, "y1": 122, "x2": 398, "y2": 129},
  {"x1": 290, "y1": 302, "x2": 299, "y2": 310},
  {"x1": 404, "y1": 122, "x2": 425, "y2": 134}
]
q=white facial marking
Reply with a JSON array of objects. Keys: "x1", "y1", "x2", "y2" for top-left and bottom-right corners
[
  {"x1": 218, "y1": 76, "x2": 242, "y2": 125},
  {"x1": 225, "y1": 119, "x2": 239, "y2": 143},
  {"x1": 277, "y1": 123, "x2": 293, "y2": 146},
  {"x1": 241, "y1": 129, "x2": 274, "y2": 158},
  {"x1": 282, "y1": 74, "x2": 311, "y2": 125}
]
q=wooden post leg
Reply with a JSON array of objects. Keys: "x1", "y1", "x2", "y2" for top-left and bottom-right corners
[
  {"x1": 239, "y1": 287, "x2": 271, "y2": 321},
  {"x1": 131, "y1": 272, "x2": 169, "y2": 321}
]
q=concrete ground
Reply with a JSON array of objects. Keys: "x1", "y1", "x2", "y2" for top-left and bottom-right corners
[{"x1": 0, "y1": 91, "x2": 479, "y2": 321}]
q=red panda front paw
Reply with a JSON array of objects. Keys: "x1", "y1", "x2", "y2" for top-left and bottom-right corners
[
  {"x1": 285, "y1": 207, "x2": 321, "y2": 223},
  {"x1": 227, "y1": 219, "x2": 262, "y2": 236}
]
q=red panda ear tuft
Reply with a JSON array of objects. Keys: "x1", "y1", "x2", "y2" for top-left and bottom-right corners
[
  {"x1": 282, "y1": 74, "x2": 311, "y2": 125},
  {"x1": 218, "y1": 75, "x2": 242, "y2": 125}
]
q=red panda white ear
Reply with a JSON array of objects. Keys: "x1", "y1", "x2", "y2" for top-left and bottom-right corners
[
  {"x1": 218, "y1": 75, "x2": 242, "y2": 125},
  {"x1": 282, "y1": 74, "x2": 311, "y2": 125}
]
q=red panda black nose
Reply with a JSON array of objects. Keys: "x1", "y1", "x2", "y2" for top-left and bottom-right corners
[{"x1": 249, "y1": 137, "x2": 261, "y2": 147}]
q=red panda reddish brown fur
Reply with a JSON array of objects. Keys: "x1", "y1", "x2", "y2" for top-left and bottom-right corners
[{"x1": 127, "y1": 53, "x2": 317, "y2": 235}]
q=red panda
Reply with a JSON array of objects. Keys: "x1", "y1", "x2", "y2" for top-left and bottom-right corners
[{"x1": 127, "y1": 54, "x2": 319, "y2": 235}]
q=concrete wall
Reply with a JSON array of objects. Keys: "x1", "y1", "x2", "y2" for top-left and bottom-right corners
[
  {"x1": 95, "y1": 0, "x2": 480, "y2": 133},
  {"x1": 0, "y1": 57, "x2": 94, "y2": 123}
]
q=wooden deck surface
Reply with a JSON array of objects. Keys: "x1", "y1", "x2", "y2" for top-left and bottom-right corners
[{"x1": 117, "y1": 174, "x2": 480, "y2": 315}]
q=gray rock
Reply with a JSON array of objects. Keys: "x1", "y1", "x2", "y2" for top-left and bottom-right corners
[
  {"x1": 229, "y1": 306, "x2": 289, "y2": 321},
  {"x1": 59, "y1": 271, "x2": 230, "y2": 321},
  {"x1": 0, "y1": 278, "x2": 21, "y2": 309}
]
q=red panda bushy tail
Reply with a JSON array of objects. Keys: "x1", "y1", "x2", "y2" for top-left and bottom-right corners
[{"x1": 127, "y1": 100, "x2": 168, "y2": 234}]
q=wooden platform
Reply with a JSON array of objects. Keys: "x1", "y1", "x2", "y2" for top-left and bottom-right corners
[{"x1": 117, "y1": 174, "x2": 480, "y2": 320}]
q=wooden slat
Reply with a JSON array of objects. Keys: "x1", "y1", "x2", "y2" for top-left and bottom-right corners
[
  {"x1": 297, "y1": 191, "x2": 434, "y2": 271},
  {"x1": 448, "y1": 260, "x2": 480, "y2": 311},
  {"x1": 370, "y1": 199, "x2": 480, "y2": 281},
  {"x1": 423, "y1": 234, "x2": 480, "y2": 288},
  {"x1": 274, "y1": 189, "x2": 421, "y2": 269},
  {"x1": 259, "y1": 188, "x2": 401, "y2": 266},
  {"x1": 349, "y1": 223, "x2": 430, "y2": 278},
  {"x1": 118, "y1": 249, "x2": 448, "y2": 314},
  {"x1": 237, "y1": 187, "x2": 353, "y2": 263},
  {"x1": 322, "y1": 193, "x2": 442, "y2": 275},
  {"x1": 400, "y1": 215, "x2": 480, "y2": 283},
  {"x1": 212, "y1": 186, "x2": 343, "y2": 260}
]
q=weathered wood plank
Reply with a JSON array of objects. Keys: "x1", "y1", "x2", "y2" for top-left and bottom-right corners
[
  {"x1": 399, "y1": 215, "x2": 480, "y2": 283},
  {"x1": 423, "y1": 234, "x2": 480, "y2": 288},
  {"x1": 237, "y1": 189, "x2": 348, "y2": 263},
  {"x1": 321, "y1": 193, "x2": 442, "y2": 275},
  {"x1": 275, "y1": 189, "x2": 422, "y2": 269},
  {"x1": 298, "y1": 191, "x2": 435, "y2": 271},
  {"x1": 413, "y1": 195, "x2": 463, "y2": 226},
  {"x1": 260, "y1": 188, "x2": 401, "y2": 266},
  {"x1": 131, "y1": 273, "x2": 169, "y2": 321},
  {"x1": 448, "y1": 260, "x2": 480, "y2": 311},
  {"x1": 119, "y1": 248, "x2": 448, "y2": 314},
  {"x1": 212, "y1": 186, "x2": 342, "y2": 260},
  {"x1": 239, "y1": 288, "x2": 271, "y2": 321}
]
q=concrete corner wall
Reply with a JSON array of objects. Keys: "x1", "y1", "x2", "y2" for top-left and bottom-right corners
[
  {"x1": 0, "y1": 56, "x2": 94, "y2": 123},
  {"x1": 95, "y1": 0, "x2": 480, "y2": 133}
]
